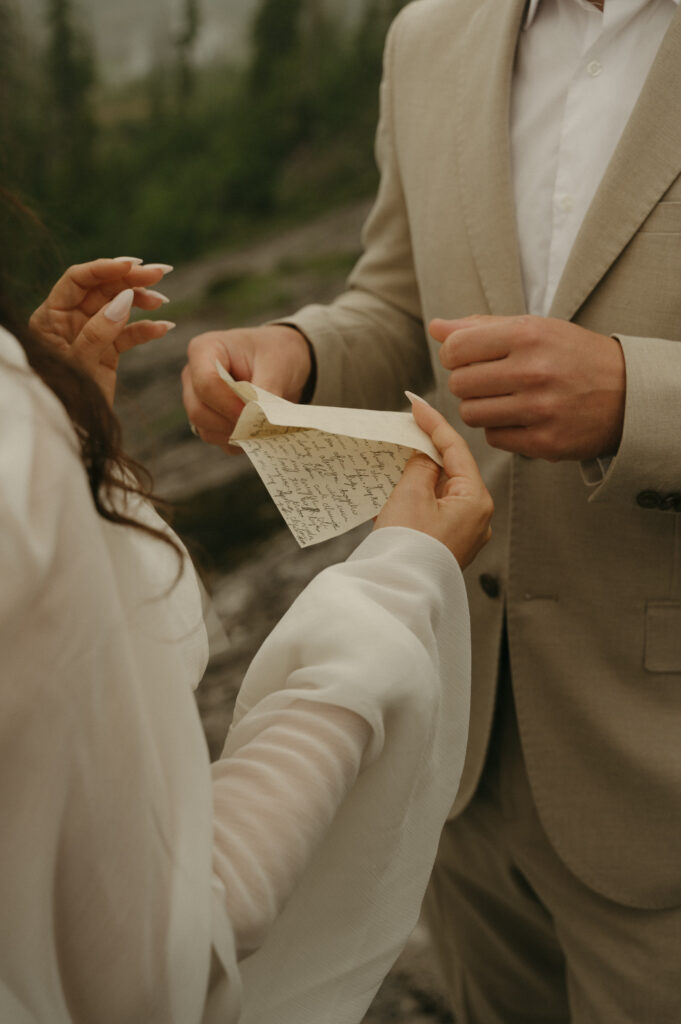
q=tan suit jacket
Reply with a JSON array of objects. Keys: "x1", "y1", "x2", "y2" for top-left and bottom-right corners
[{"x1": 287, "y1": 0, "x2": 681, "y2": 910}]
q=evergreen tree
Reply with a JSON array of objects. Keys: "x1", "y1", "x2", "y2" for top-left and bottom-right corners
[
  {"x1": 0, "y1": 0, "x2": 46, "y2": 198},
  {"x1": 175, "y1": 0, "x2": 201, "y2": 104},
  {"x1": 44, "y1": 0, "x2": 97, "y2": 215},
  {"x1": 249, "y1": 0, "x2": 304, "y2": 95}
]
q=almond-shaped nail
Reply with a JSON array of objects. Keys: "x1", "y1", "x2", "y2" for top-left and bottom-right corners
[
  {"x1": 113, "y1": 256, "x2": 143, "y2": 265},
  {"x1": 143, "y1": 263, "x2": 174, "y2": 274},
  {"x1": 154, "y1": 320, "x2": 176, "y2": 331},
  {"x1": 104, "y1": 288, "x2": 134, "y2": 322},
  {"x1": 405, "y1": 390, "x2": 430, "y2": 406},
  {"x1": 141, "y1": 288, "x2": 170, "y2": 304}
]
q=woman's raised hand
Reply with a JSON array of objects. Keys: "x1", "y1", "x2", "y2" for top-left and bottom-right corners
[
  {"x1": 374, "y1": 395, "x2": 493, "y2": 568},
  {"x1": 29, "y1": 258, "x2": 175, "y2": 406}
]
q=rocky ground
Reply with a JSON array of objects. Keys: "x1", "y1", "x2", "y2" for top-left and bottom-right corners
[{"x1": 116, "y1": 198, "x2": 454, "y2": 1022}]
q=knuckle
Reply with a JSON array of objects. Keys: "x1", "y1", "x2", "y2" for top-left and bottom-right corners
[
  {"x1": 526, "y1": 426, "x2": 558, "y2": 460},
  {"x1": 448, "y1": 370, "x2": 465, "y2": 397},
  {"x1": 522, "y1": 358, "x2": 551, "y2": 391},
  {"x1": 458, "y1": 400, "x2": 480, "y2": 427},
  {"x1": 79, "y1": 323, "x2": 100, "y2": 349},
  {"x1": 526, "y1": 391, "x2": 552, "y2": 421},
  {"x1": 517, "y1": 314, "x2": 539, "y2": 339},
  {"x1": 187, "y1": 330, "x2": 222, "y2": 357}
]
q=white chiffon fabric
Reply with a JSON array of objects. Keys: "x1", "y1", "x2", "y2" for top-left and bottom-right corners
[{"x1": 0, "y1": 325, "x2": 471, "y2": 1023}]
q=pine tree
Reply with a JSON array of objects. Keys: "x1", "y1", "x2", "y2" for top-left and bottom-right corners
[
  {"x1": 44, "y1": 0, "x2": 97, "y2": 212},
  {"x1": 175, "y1": 0, "x2": 201, "y2": 104},
  {"x1": 0, "y1": 0, "x2": 46, "y2": 198},
  {"x1": 249, "y1": 0, "x2": 304, "y2": 95}
]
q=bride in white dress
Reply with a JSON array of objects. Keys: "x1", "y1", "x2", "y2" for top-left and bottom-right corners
[{"x1": 0, "y1": 254, "x2": 492, "y2": 1024}]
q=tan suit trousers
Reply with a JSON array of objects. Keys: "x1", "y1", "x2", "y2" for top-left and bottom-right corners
[{"x1": 424, "y1": 637, "x2": 681, "y2": 1024}]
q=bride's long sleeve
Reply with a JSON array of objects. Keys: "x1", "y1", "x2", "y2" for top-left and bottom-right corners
[
  {"x1": 210, "y1": 525, "x2": 471, "y2": 1024},
  {"x1": 211, "y1": 702, "x2": 371, "y2": 958}
]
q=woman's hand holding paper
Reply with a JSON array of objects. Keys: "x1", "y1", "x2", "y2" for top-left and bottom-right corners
[{"x1": 375, "y1": 395, "x2": 493, "y2": 567}]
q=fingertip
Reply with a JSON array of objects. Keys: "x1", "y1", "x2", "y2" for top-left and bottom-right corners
[
  {"x1": 405, "y1": 389, "x2": 431, "y2": 407},
  {"x1": 408, "y1": 391, "x2": 443, "y2": 432},
  {"x1": 142, "y1": 263, "x2": 174, "y2": 275},
  {"x1": 428, "y1": 318, "x2": 449, "y2": 343},
  {"x1": 104, "y1": 288, "x2": 135, "y2": 323},
  {"x1": 430, "y1": 315, "x2": 482, "y2": 342},
  {"x1": 137, "y1": 288, "x2": 170, "y2": 304}
]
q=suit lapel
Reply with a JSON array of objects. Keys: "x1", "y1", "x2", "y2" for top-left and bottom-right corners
[
  {"x1": 550, "y1": 6, "x2": 681, "y2": 322},
  {"x1": 455, "y1": 0, "x2": 528, "y2": 315}
]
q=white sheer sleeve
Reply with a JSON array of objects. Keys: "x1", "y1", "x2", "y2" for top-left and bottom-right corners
[
  {"x1": 224, "y1": 526, "x2": 471, "y2": 1024},
  {"x1": 212, "y1": 702, "x2": 371, "y2": 958}
]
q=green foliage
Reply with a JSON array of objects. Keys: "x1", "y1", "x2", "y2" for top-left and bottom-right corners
[{"x1": 2, "y1": 0, "x2": 410, "y2": 279}]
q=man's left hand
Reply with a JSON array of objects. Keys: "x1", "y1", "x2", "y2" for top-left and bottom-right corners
[{"x1": 431, "y1": 315, "x2": 626, "y2": 461}]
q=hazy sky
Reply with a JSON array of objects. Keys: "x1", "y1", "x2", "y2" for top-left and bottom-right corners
[
  {"x1": 19, "y1": 0, "x2": 365, "y2": 85},
  {"x1": 20, "y1": 0, "x2": 257, "y2": 83}
]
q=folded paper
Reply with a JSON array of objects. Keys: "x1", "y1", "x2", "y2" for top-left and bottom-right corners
[{"x1": 218, "y1": 363, "x2": 443, "y2": 547}]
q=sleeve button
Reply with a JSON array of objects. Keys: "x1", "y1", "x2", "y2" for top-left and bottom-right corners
[
  {"x1": 660, "y1": 492, "x2": 681, "y2": 511},
  {"x1": 636, "y1": 490, "x2": 661, "y2": 509},
  {"x1": 479, "y1": 573, "x2": 501, "y2": 598}
]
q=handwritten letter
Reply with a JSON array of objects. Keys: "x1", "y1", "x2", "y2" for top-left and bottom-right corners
[{"x1": 217, "y1": 364, "x2": 442, "y2": 548}]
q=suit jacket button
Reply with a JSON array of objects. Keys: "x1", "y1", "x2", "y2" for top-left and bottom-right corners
[
  {"x1": 660, "y1": 492, "x2": 681, "y2": 511},
  {"x1": 636, "y1": 490, "x2": 661, "y2": 509},
  {"x1": 479, "y1": 573, "x2": 500, "y2": 598}
]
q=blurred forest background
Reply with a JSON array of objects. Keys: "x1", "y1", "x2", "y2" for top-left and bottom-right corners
[
  {"x1": 1, "y1": 1, "x2": 454, "y2": 1019},
  {"x1": 1, "y1": 0, "x2": 407, "y2": 310}
]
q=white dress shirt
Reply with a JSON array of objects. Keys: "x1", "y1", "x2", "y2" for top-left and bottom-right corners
[{"x1": 511, "y1": 0, "x2": 679, "y2": 315}]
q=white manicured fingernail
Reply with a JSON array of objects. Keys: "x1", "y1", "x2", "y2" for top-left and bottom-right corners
[
  {"x1": 143, "y1": 263, "x2": 174, "y2": 274},
  {"x1": 104, "y1": 288, "x2": 134, "y2": 322},
  {"x1": 113, "y1": 256, "x2": 143, "y2": 265},
  {"x1": 154, "y1": 320, "x2": 176, "y2": 331},
  {"x1": 143, "y1": 289, "x2": 170, "y2": 303},
  {"x1": 405, "y1": 390, "x2": 429, "y2": 406}
]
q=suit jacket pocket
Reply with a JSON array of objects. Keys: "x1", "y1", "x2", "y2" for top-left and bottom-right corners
[
  {"x1": 638, "y1": 201, "x2": 681, "y2": 235},
  {"x1": 645, "y1": 601, "x2": 681, "y2": 672}
]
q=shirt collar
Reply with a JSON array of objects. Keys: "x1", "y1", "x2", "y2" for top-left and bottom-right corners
[{"x1": 524, "y1": 0, "x2": 680, "y2": 30}]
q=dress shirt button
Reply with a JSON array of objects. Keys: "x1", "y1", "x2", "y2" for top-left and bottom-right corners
[
  {"x1": 559, "y1": 194, "x2": 574, "y2": 213},
  {"x1": 660, "y1": 492, "x2": 681, "y2": 512},
  {"x1": 479, "y1": 573, "x2": 500, "y2": 598},
  {"x1": 586, "y1": 60, "x2": 603, "y2": 78},
  {"x1": 636, "y1": 490, "x2": 661, "y2": 509}
]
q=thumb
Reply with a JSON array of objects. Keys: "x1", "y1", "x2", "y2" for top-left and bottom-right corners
[
  {"x1": 429, "y1": 315, "x2": 484, "y2": 344},
  {"x1": 72, "y1": 288, "x2": 134, "y2": 368},
  {"x1": 393, "y1": 451, "x2": 441, "y2": 499},
  {"x1": 429, "y1": 318, "x2": 459, "y2": 344}
]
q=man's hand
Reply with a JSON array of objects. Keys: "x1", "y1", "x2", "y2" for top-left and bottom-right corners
[
  {"x1": 375, "y1": 396, "x2": 493, "y2": 568},
  {"x1": 182, "y1": 325, "x2": 313, "y2": 454},
  {"x1": 431, "y1": 315, "x2": 626, "y2": 461}
]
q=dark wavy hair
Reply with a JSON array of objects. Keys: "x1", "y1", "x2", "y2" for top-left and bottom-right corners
[{"x1": 0, "y1": 188, "x2": 180, "y2": 556}]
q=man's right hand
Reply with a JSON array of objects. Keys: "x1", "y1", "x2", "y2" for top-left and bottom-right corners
[{"x1": 182, "y1": 325, "x2": 313, "y2": 453}]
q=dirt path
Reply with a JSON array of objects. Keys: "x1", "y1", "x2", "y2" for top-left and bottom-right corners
[{"x1": 168, "y1": 198, "x2": 373, "y2": 304}]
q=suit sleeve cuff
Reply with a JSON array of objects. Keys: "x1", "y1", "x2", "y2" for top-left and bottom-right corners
[{"x1": 582, "y1": 333, "x2": 681, "y2": 509}]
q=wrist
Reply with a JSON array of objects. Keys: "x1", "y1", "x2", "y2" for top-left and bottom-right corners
[{"x1": 269, "y1": 323, "x2": 316, "y2": 403}]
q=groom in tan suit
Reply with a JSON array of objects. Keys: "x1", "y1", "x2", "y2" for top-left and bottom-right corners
[{"x1": 184, "y1": 0, "x2": 681, "y2": 1018}]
